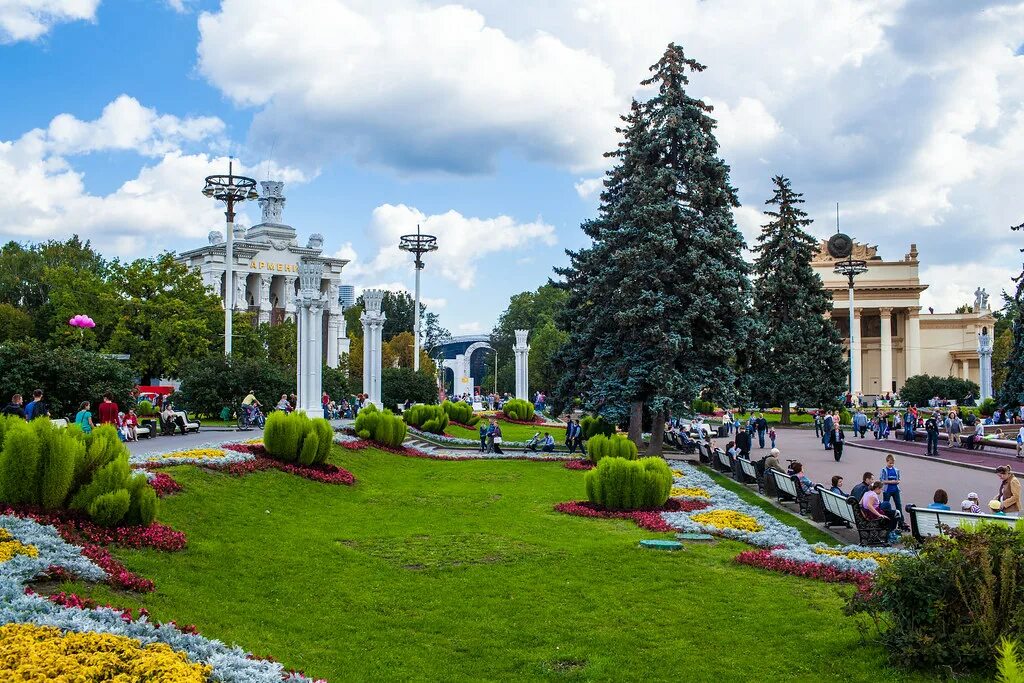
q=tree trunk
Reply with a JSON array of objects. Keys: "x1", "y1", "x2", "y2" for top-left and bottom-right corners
[
  {"x1": 781, "y1": 402, "x2": 791, "y2": 425},
  {"x1": 628, "y1": 400, "x2": 644, "y2": 451},
  {"x1": 647, "y1": 410, "x2": 665, "y2": 456}
]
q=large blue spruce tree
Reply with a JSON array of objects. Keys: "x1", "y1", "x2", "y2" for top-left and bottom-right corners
[
  {"x1": 750, "y1": 176, "x2": 847, "y2": 422},
  {"x1": 999, "y1": 220, "x2": 1024, "y2": 410},
  {"x1": 555, "y1": 44, "x2": 753, "y2": 454}
]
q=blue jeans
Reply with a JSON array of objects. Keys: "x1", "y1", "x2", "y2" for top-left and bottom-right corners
[
  {"x1": 927, "y1": 433, "x2": 939, "y2": 454},
  {"x1": 883, "y1": 490, "x2": 903, "y2": 521},
  {"x1": 757, "y1": 430, "x2": 766, "y2": 448}
]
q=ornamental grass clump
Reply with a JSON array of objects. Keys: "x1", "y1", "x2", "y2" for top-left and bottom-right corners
[
  {"x1": 584, "y1": 456, "x2": 672, "y2": 511},
  {"x1": 404, "y1": 404, "x2": 450, "y2": 434},
  {"x1": 354, "y1": 404, "x2": 407, "y2": 447},
  {"x1": 263, "y1": 411, "x2": 332, "y2": 464},
  {"x1": 442, "y1": 400, "x2": 479, "y2": 426},
  {"x1": 502, "y1": 398, "x2": 534, "y2": 421},
  {"x1": 848, "y1": 521, "x2": 1024, "y2": 674},
  {"x1": 586, "y1": 433, "x2": 638, "y2": 464}
]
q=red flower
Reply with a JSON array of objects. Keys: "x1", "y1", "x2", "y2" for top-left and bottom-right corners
[
  {"x1": 563, "y1": 460, "x2": 594, "y2": 471},
  {"x1": 553, "y1": 499, "x2": 708, "y2": 532},
  {"x1": 734, "y1": 548, "x2": 874, "y2": 594},
  {"x1": 149, "y1": 472, "x2": 183, "y2": 497}
]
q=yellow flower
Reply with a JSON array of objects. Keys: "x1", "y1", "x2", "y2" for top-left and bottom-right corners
[
  {"x1": 148, "y1": 448, "x2": 227, "y2": 462},
  {"x1": 0, "y1": 623, "x2": 212, "y2": 682},
  {"x1": 671, "y1": 469, "x2": 685, "y2": 478},
  {"x1": 671, "y1": 486, "x2": 710, "y2": 499},
  {"x1": 814, "y1": 547, "x2": 893, "y2": 564},
  {"x1": 691, "y1": 510, "x2": 763, "y2": 532},
  {"x1": 0, "y1": 528, "x2": 39, "y2": 564}
]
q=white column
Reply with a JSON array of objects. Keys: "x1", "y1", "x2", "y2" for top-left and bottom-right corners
[
  {"x1": 234, "y1": 272, "x2": 248, "y2": 312},
  {"x1": 879, "y1": 307, "x2": 892, "y2": 396},
  {"x1": 361, "y1": 289, "x2": 386, "y2": 408},
  {"x1": 258, "y1": 274, "x2": 272, "y2": 325},
  {"x1": 296, "y1": 259, "x2": 325, "y2": 418},
  {"x1": 326, "y1": 315, "x2": 340, "y2": 369},
  {"x1": 906, "y1": 307, "x2": 921, "y2": 378},
  {"x1": 979, "y1": 328, "x2": 993, "y2": 399},
  {"x1": 413, "y1": 265, "x2": 422, "y2": 371},
  {"x1": 513, "y1": 329, "x2": 530, "y2": 400},
  {"x1": 224, "y1": 224, "x2": 234, "y2": 356},
  {"x1": 284, "y1": 275, "x2": 297, "y2": 322},
  {"x1": 850, "y1": 310, "x2": 862, "y2": 395}
]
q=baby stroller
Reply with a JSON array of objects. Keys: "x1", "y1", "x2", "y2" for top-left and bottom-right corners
[{"x1": 523, "y1": 433, "x2": 541, "y2": 453}]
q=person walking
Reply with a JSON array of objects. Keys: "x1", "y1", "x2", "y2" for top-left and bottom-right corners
[
  {"x1": 98, "y1": 393, "x2": 119, "y2": 427},
  {"x1": 2, "y1": 394, "x2": 25, "y2": 419},
  {"x1": 478, "y1": 422, "x2": 488, "y2": 453},
  {"x1": 24, "y1": 389, "x2": 48, "y2": 421},
  {"x1": 756, "y1": 414, "x2": 768, "y2": 449},
  {"x1": 735, "y1": 426, "x2": 751, "y2": 458},
  {"x1": 879, "y1": 454, "x2": 906, "y2": 529},
  {"x1": 832, "y1": 422, "x2": 846, "y2": 462},
  {"x1": 491, "y1": 422, "x2": 504, "y2": 455},
  {"x1": 949, "y1": 411, "x2": 963, "y2": 447},
  {"x1": 813, "y1": 411, "x2": 822, "y2": 439},
  {"x1": 925, "y1": 413, "x2": 939, "y2": 455},
  {"x1": 822, "y1": 411, "x2": 834, "y2": 450}
]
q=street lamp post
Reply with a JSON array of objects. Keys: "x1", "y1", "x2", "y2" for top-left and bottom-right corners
[
  {"x1": 830, "y1": 232, "x2": 868, "y2": 397},
  {"x1": 399, "y1": 225, "x2": 438, "y2": 371},
  {"x1": 202, "y1": 161, "x2": 258, "y2": 356}
]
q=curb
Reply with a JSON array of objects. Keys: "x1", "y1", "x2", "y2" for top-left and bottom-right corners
[{"x1": 845, "y1": 439, "x2": 1024, "y2": 478}]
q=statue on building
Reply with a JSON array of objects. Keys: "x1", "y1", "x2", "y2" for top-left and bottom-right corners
[
  {"x1": 974, "y1": 287, "x2": 990, "y2": 312},
  {"x1": 259, "y1": 181, "x2": 285, "y2": 224}
]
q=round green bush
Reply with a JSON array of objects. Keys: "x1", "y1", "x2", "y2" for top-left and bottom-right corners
[
  {"x1": 584, "y1": 456, "x2": 672, "y2": 511},
  {"x1": 586, "y1": 433, "x2": 638, "y2": 464},
  {"x1": 441, "y1": 400, "x2": 479, "y2": 426},
  {"x1": 263, "y1": 411, "x2": 332, "y2": 464},
  {"x1": 404, "y1": 404, "x2": 450, "y2": 434},
  {"x1": 503, "y1": 399, "x2": 535, "y2": 422}
]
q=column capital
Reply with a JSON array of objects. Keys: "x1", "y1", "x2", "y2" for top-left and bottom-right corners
[
  {"x1": 852, "y1": 308, "x2": 862, "y2": 319},
  {"x1": 906, "y1": 306, "x2": 921, "y2": 318},
  {"x1": 878, "y1": 307, "x2": 893, "y2": 317}
]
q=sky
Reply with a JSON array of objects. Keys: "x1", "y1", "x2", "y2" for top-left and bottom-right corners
[{"x1": 2, "y1": 0, "x2": 1023, "y2": 336}]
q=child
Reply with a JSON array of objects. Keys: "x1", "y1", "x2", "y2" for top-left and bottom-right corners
[
  {"x1": 768, "y1": 427, "x2": 777, "y2": 449},
  {"x1": 123, "y1": 409, "x2": 139, "y2": 442},
  {"x1": 989, "y1": 500, "x2": 1007, "y2": 516}
]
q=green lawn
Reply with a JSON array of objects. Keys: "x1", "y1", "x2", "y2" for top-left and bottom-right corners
[
  {"x1": 734, "y1": 412, "x2": 815, "y2": 425},
  {"x1": 445, "y1": 419, "x2": 566, "y2": 442},
  {"x1": 64, "y1": 448, "x2": 926, "y2": 681}
]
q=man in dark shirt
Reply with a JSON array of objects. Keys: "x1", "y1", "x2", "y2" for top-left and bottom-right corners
[
  {"x1": 925, "y1": 415, "x2": 939, "y2": 455},
  {"x1": 850, "y1": 472, "x2": 874, "y2": 503},
  {"x1": 24, "y1": 389, "x2": 48, "y2": 420},
  {"x1": 2, "y1": 394, "x2": 25, "y2": 419},
  {"x1": 735, "y1": 428, "x2": 752, "y2": 457}
]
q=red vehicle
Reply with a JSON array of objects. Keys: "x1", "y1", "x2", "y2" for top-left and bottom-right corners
[{"x1": 137, "y1": 385, "x2": 174, "y2": 406}]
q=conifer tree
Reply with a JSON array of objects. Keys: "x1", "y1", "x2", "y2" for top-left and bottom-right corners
[
  {"x1": 555, "y1": 44, "x2": 753, "y2": 453},
  {"x1": 750, "y1": 176, "x2": 847, "y2": 422},
  {"x1": 999, "y1": 220, "x2": 1024, "y2": 409}
]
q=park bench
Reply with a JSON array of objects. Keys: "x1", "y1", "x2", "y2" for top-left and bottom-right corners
[
  {"x1": 715, "y1": 447, "x2": 733, "y2": 474},
  {"x1": 50, "y1": 418, "x2": 69, "y2": 428},
  {"x1": 695, "y1": 442, "x2": 712, "y2": 465},
  {"x1": 814, "y1": 485, "x2": 855, "y2": 530},
  {"x1": 160, "y1": 411, "x2": 201, "y2": 436},
  {"x1": 767, "y1": 469, "x2": 812, "y2": 516},
  {"x1": 736, "y1": 456, "x2": 762, "y2": 492},
  {"x1": 905, "y1": 505, "x2": 1019, "y2": 542}
]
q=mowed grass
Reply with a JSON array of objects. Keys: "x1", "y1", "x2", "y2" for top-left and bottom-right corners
[
  {"x1": 65, "y1": 447, "x2": 926, "y2": 682},
  {"x1": 445, "y1": 419, "x2": 566, "y2": 442}
]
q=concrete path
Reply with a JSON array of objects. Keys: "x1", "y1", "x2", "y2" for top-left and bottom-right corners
[{"x1": 734, "y1": 427, "x2": 1015, "y2": 511}]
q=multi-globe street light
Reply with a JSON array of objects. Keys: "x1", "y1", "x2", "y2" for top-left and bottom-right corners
[
  {"x1": 399, "y1": 224, "x2": 438, "y2": 371},
  {"x1": 830, "y1": 231, "x2": 868, "y2": 396},
  {"x1": 202, "y1": 161, "x2": 259, "y2": 356}
]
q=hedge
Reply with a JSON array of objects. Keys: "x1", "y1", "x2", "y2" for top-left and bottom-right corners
[
  {"x1": 404, "y1": 404, "x2": 450, "y2": 434},
  {"x1": 263, "y1": 411, "x2": 332, "y2": 465},
  {"x1": 354, "y1": 404, "x2": 407, "y2": 448},
  {"x1": 586, "y1": 434, "x2": 638, "y2": 464},
  {"x1": 442, "y1": 400, "x2": 479, "y2": 426},
  {"x1": 580, "y1": 415, "x2": 614, "y2": 440},
  {"x1": 503, "y1": 399, "x2": 535, "y2": 421}
]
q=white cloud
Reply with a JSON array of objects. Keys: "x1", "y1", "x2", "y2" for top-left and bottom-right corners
[
  {"x1": 197, "y1": 0, "x2": 621, "y2": 173},
  {"x1": 346, "y1": 203, "x2": 556, "y2": 290},
  {"x1": 457, "y1": 321, "x2": 484, "y2": 334},
  {"x1": 574, "y1": 177, "x2": 603, "y2": 199},
  {"x1": 352, "y1": 281, "x2": 446, "y2": 310},
  {"x1": 0, "y1": 0, "x2": 98, "y2": 42},
  {"x1": 165, "y1": 0, "x2": 190, "y2": 12},
  {"x1": 707, "y1": 97, "x2": 783, "y2": 153},
  {"x1": 0, "y1": 96, "x2": 304, "y2": 258}
]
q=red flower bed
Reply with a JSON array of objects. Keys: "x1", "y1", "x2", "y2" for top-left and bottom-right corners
[
  {"x1": 734, "y1": 548, "x2": 874, "y2": 593},
  {"x1": 554, "y1": 498, "x2": 709, "y2": 532},
  {"x1": 563, "y1": 460, "x2": 594, "y2": 471},
  {"x1": 80, "y1": 544, "x2": 155, "y2": 592},
  {"x1": 214, "y1": 450, "x2": 356, "y2": 485},
  {"x1": 0, "y1": 505, "x2": 186, "y2": 551},
  {"x1": 336, "y1": 438, "x2": 372, "y2": 450},
  {"x1": 149, "y1": 472, "x2": 183, "y2": 497}
]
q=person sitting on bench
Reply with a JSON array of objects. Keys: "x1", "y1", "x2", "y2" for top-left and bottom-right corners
[
  {"x1": 160, "y1": 404, "x2": 187, "y2": 435},
  {"x1": 541, "y1": 432, "x2": 555, "y2": 453},
  {"x1": 861, "y1": 481, "x2": 897, "y2": 532}
]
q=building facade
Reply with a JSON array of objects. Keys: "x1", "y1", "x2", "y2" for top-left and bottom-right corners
[
  {"x1": 812, "y1": 241, "x2": 995, "y2": 398},
  {"x1": 177, "y1": 181, "x2": 351, "y2": 367}
]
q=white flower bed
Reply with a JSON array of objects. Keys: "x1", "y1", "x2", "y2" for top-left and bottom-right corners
[
  {"x1": 662, "y1": 461, "x2": 913, "y2": 573},
  {"x1": 0, "y1": 515, "x2": 107, "y2": 585},
  {"x1": 130, "y1": 446, "x2": 255, "y2": 468},
  {"x1": 406, "y1": 426, "x2": 536, "y2": 448}
]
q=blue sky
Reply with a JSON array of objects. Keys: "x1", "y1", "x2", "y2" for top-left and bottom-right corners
[{"x1": 2, "y1": 0, "x2": 1024, "y2": 335}]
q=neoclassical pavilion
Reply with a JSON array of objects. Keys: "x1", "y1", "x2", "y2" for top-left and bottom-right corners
[
  {"x1": 177, "y1": 181, "x2": 351, "y2": 367},
  {"x1": 812, "y1": 241, "x2": 995, "y2": 397}
]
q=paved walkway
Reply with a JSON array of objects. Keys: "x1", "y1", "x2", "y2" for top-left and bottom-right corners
[{"x1": 736, "y1": 427, "x2": 1015, "y2": 511}]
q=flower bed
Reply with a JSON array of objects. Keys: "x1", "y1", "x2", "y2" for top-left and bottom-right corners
[
  {"x1": 659, "y1": 462, "x2": 914, "y2": 585},
  {"x1": 147, "y1": 472, "x2": 183, "y2": 497},
  {"x1": 564, "y1": 460, "x2": 594, "y2": 471},
  {"x1": 554, "y1": 499, "x2": 710, "y2": 532},
  {"x1": 670, "y1": 486, "x2": 709, "y2": 499},
  {"x1": 133, "y1": 446, "x2": 254, "y2": 468}
]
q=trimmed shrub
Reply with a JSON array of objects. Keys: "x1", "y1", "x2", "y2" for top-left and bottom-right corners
[
  {"x1": 124, "y1": 473, "x2": 158, "y2": 526},
  {"x1": 137, "y1": 400, "x2": 156, "y2": 416},
  {"x1": 839, "y1": 407, "x2": 852, "y2": 426},
  {"x1": 0, "y1": 420, "x2": 41, "y2": 505},
  {"x1": 298, "y1": 431, "x2": 320, "y2": 466},
  {"x1": 442, "y1": 400, "x2": 479, "y2": 426},
  {"x1": 34, "y1": 419, "x2": 82, "y2": 510},
  {"x1": 354, "y1": 404, "x2": 407, "y2": 447},
  {"x1": 584, "y1": 456, "x2": 672, "y2": 511},
  {"x1": 88, "y1": 489, "x2": 131, "y2": 527},
  {"x1": 70, "y1": 456, "x2": 132, "y2": 513},
  {"x1": 313, "y1": 417, "x2": 333, "y2": 464},
  {"x1": 979, "y1": 397, "x2": 998, "y2": 417},
  {"x1": 586, "y1": 434, "x2": 638, "y2": 464},
  {"x1": 503, "y1": 399, "x2": 535, "y2": 421},
  {"x1": 580, "y1": 415, "x2": 615, "y2": 440},
  {"x1": 404, "y1": 404, "x2": 450, "y2": 434},
  {"x1": 691, "y1": 399, "x2": 716, "y2": 415}
]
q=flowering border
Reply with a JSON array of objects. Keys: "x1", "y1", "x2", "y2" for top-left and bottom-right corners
[{"x1": 555, "y1": 499, "x2": 710, "y2": 532}]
